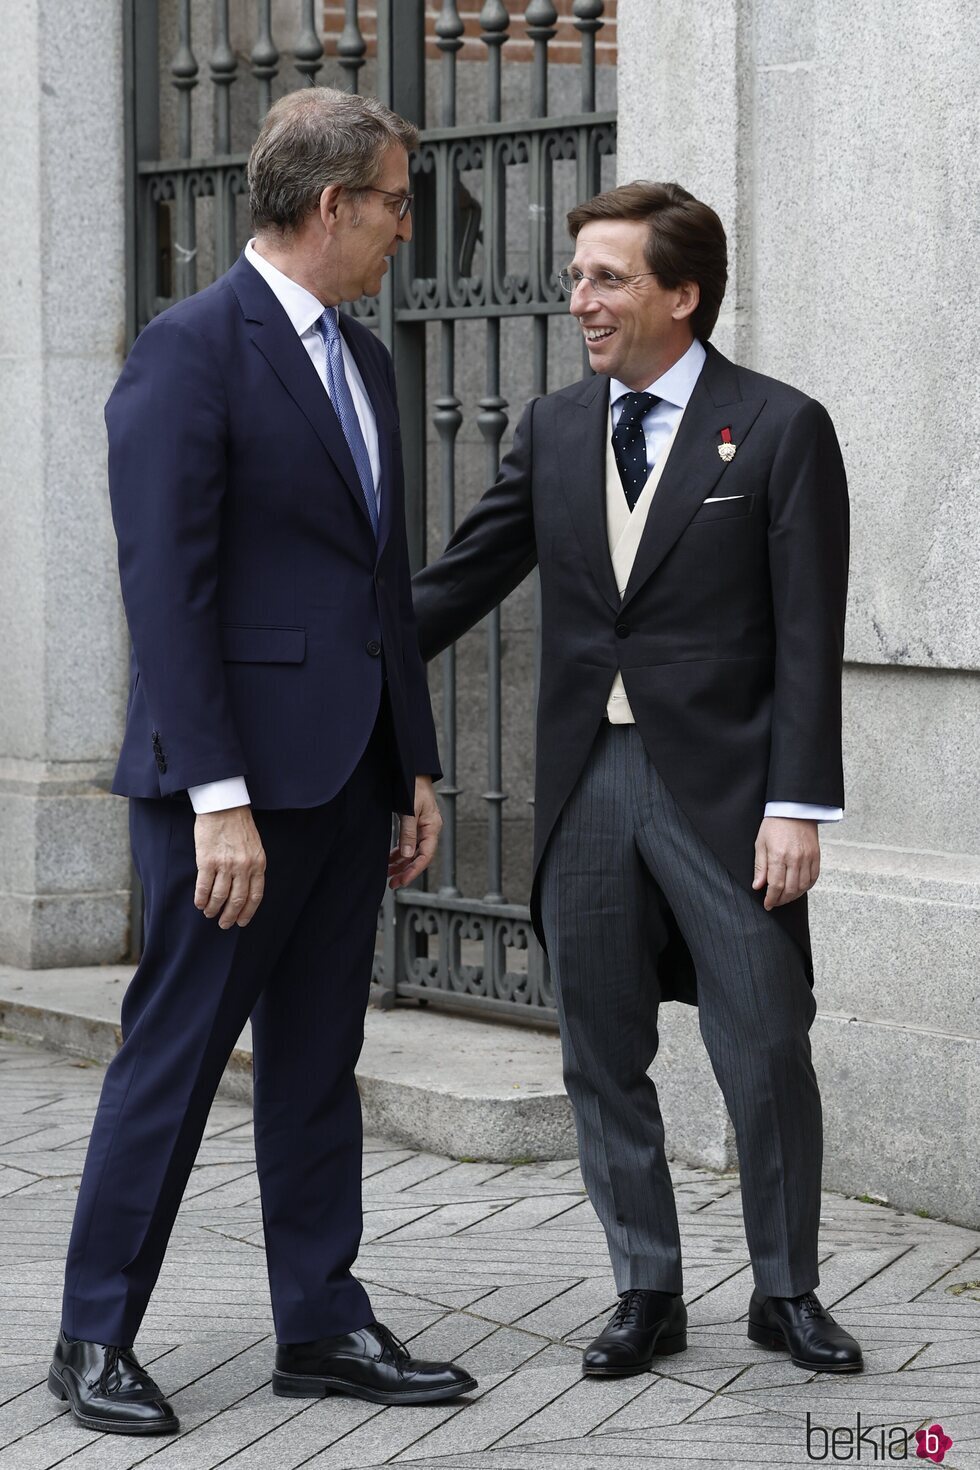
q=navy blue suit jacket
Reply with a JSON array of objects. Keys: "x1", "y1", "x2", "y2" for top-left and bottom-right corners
[{"x1": 107, "y1": 254, "x2": 439, "y2": 813}]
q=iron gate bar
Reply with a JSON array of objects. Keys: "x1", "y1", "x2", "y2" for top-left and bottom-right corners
[
  {"x1": 294, "y1": 0, "x2": 325, "y2": 83},
  {"x1": 433, "y1": 319, "x2": 462, "y2": 899},
  {"x1": 337, "y1": 0, "x2": 367, "y2": 91},
  {"x1": 251, "y1": 2, "x2": 279, "y2": 121},
  {"x1": 417, "y1": 112, "x2": 618, "y2": 152},
  {"x1": 376, "y1": 0, "x2": 427, "y2": 560},
  {"x1": 133, "y1": 111, "x2": 616, "y2": 175}
]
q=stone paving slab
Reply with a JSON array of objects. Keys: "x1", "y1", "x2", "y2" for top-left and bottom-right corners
[{"x1": 0, "y1": 1037, "x2": 978, "y2": 1469}]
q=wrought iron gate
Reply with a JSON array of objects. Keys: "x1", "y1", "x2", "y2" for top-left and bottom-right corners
[{"x1": 124, "y1": 0, "x2": 616, "y2": 1027}]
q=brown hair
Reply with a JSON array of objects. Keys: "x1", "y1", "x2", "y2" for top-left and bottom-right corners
[
  {"x1": 248, "y1": 87, "x2": 418, "y2": 234},
  {"x1": 567, "y1": 181, "x2": 728, "y2": 340}
]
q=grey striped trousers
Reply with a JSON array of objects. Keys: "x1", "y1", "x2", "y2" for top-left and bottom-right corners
[{"x1": 539, "y1": 723, "x2": 822, "y2": 1298}]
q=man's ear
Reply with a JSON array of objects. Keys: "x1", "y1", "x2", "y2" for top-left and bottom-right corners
[
  {"x1": 673, "y1": 280, "x2": 700, "y2": 322},
  {"x1": 318, "y1": 183, "x2": 343, "y2": 234}
]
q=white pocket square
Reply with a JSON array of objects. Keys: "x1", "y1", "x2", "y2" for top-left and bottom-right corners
[{"x1": 703, "y1": 495, "x2": 745, "y2": 503}]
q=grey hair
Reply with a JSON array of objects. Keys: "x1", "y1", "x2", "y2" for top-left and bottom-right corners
[{"x1": 247, "y1": 87, "x2": 418, "y2": 234}]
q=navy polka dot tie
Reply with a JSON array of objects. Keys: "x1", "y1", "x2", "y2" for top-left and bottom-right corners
[{"x1": 612, "y1": 391, "x2": 659, "y2": 510}]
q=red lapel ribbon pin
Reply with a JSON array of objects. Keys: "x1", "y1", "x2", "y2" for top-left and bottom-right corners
[{"x1": 717, "y1": 427, "x2": 737, "y2": 463}]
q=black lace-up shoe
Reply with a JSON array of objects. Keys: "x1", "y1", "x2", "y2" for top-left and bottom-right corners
[
  {"x1": 48, "y1": 1330, "x2": 179, "y2": 1434},
  {"x1": 582, "y1": 1290, "x2": 687, "y2": 1377},
  {"x1": 747, "y1": 1289, "x2": 863, "y2": 1372},
  {"x1": 273, "y1": 1321, "x2": 478, "y2": 1405}
]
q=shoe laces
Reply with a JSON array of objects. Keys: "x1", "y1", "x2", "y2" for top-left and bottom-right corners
[
  {"x1": 374, "y1": 1323, "x2": 411, "y2": 1363},
  {"x1": 610, "y1": 1290, "x2": 646, "y2": 1328},
  {"x1": 96, "y1": 1343, "x2": 143, "y2": 1396},
  {"x1": 796, "y1": 1292, "x2": 825, "y2": 1320},
  {"x1": 97, "y1": 1345, "x2": 123, "y2": 1396}
]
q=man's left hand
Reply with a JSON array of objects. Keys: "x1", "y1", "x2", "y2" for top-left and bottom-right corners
[
  {"x1": 388, "y1": 777, "x2": 443, "y2": 890},
  {"x1": 752, "y1": 817, "x2": 820, "y2": 911}
]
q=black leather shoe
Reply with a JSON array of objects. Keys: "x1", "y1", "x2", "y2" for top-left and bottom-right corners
[
  {"x1": 273, "y1": 1321, "x2": 478, "y2": 1405},
  {"x1": 582, "y1": 1290, "x2": 687, "y2": 1377},
  {"x1": 747, "y1": 1289, "x2": 863, "y2": 1372},
  {"x1": 48, "y1": 1330, "x2": 179, "y2": 1434}
]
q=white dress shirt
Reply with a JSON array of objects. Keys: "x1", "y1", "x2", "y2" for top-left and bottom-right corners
[
  {"x1": 187, "y1": 241, "x2": 381, "y2": 815},
  {"x1": 606, "y1": 339, "x2": 841, "y2": 825}
]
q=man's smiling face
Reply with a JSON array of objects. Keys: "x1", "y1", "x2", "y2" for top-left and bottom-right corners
[{"x1": 567, "y1": 218, "x2": 697, "y2": 390}]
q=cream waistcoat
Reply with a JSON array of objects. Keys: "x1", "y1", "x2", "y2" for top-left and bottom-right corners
[{"x1": 605, "y1": 409, "x2": 685, "y2": 722}]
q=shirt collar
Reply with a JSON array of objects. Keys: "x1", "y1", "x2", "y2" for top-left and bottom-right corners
[
  {"x1": 609, "y1": 337, "x2": 707, "y2": 411},
  {"x1": 244, "y1": 238, "x2": 328, "y2": 337}
]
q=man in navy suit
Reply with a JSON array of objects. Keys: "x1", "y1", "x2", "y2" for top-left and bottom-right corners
[{"x1": 49, "y1": 88, "x2": 476, "y2": 1435}]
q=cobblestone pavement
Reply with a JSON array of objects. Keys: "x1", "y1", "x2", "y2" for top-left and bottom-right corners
[{"x1": 1, "y1": 1037, "x2": 978, "y2": 1469}]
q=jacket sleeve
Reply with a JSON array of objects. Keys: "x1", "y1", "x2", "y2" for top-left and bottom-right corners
[
  {"x1": 105, "y1": 314, "x2": 247, "y2": 794},
  {"x1": 382, "y1": 350, "x2": 441, "y2": 780},
  {"x1": 412, "y1": 397, "x2": 539, "y2": 663},
  {"x1": 765, "y1": 395, "x2": 849, "y2": 808}
]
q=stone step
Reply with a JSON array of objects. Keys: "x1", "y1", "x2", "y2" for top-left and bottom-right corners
[{"x1": 0, "y1": 963, "x2": 576, "y2": 1164}]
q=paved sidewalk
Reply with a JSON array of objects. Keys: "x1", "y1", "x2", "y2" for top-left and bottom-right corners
[{"x1": 1, "y1": 1037, "x2": 978, "y2": 1470}]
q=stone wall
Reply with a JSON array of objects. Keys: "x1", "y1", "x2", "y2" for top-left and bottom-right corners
[
  {"x1": 0, "y1": 2, "x2": 131, "y2": 967},
  {"x1": 618, "y1": 0, "x2": 980, "y2": 1225}
]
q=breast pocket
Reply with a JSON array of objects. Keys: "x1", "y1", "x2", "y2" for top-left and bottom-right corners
[{"x1": 688, "y1": 493, "x2": 755, "y2": 525}]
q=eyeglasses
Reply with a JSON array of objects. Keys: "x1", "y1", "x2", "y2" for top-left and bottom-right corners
[
  {"x1": 361, "y1": 185, "x2": 414, "y2": 221},
  {"x1": 558, "y1": 267, "x2": 659, "y2": 295}
]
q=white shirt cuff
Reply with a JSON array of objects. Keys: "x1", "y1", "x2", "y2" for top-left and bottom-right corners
[
  {"x1": 187, "y1": 777, "x2": 251, "y2": 814},
  {"x1": 765, "y1": 801, "x2": 843, "y2": 823}
]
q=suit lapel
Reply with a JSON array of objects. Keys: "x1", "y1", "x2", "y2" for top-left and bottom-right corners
[
  {"x1": 228, "y1": 257, "x2": 375, "y2": 537},
  {"x1": 621, "y1": 344, "x2": 767, "y2": 607},
  {"x1": 555, "y1": 375, "x2": 621, "y2": 612}
]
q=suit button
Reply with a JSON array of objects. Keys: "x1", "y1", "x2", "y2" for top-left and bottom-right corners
[
  {"x1": 615, "y1": 623, "x2": 630, "y2": 639},
  {"x1": 366, "y1": 640, "x2": 382, "y2": 657}
]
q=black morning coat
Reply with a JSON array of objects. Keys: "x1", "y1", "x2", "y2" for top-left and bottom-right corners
[{"x1": 412, "y1": 342, "x2": 850, "y2": 1005}]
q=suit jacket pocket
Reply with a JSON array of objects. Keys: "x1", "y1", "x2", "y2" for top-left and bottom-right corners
[
  {"x1": 688, "y1": 493, "x2": 754, "y2": 525},
  {"x1": 220, "y1": 624, "x2": 306, "y2": 663}
]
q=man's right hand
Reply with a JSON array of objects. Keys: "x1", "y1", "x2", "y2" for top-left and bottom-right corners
[{"x1": 193, "y1": 806, "x2": 266, "y2": 929}]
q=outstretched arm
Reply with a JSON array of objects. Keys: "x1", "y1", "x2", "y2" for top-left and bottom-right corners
[{"x1": 412, "y1": 397, "x2": 539, "y2": 661}]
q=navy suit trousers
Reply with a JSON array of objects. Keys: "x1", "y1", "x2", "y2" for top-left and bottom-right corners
[{"x1": 62, "y1": 710, "x2": 395, "y2": 1347}]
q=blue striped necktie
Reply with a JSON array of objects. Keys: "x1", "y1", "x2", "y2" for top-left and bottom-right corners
[{"x1": 318, "y1": 307, "x2": 379, "y2": 536}]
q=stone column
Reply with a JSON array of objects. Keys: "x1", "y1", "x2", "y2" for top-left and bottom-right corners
[
  {"x1": 0, "y1": 2, "x2": 131, "y2": 966},
  {"x1": 617, "y1": 0, "x2": 980, "y2": 1226}
]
